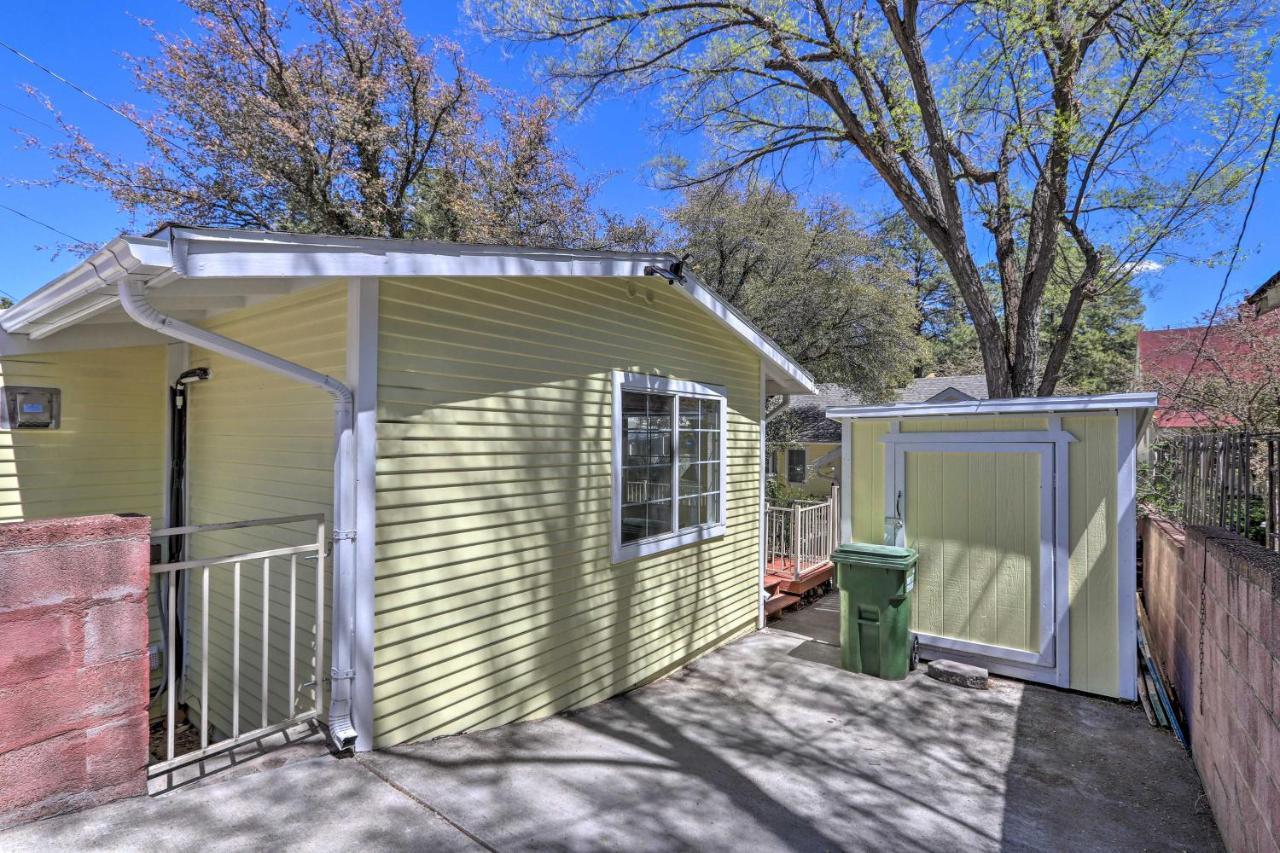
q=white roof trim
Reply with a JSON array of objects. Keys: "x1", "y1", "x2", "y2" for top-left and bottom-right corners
[
  {"x1": 2, "y1": 226, "x2": 817, "y2": 394},
  {"x1": 827, "y1": 392, "x2": 1158, "y2": 420}
]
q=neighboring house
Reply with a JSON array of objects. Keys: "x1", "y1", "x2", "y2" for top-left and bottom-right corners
[
  {"x1": 1248, "y1": 269, "x2": 1280, "y2": 315},
  {"x1": 0, "y1": 226, "x2": 816, "y2": 760},
  {"x1": 1136, "y1": 327, "x2": 1244, "y2": 431},
  {"x1": 768, "y1": 374, "x2": 988, "y2": 498}
]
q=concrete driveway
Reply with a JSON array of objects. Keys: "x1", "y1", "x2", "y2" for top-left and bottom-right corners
[{"x1": 0, "y1": 611, "x2": 1220, "y2": 852}]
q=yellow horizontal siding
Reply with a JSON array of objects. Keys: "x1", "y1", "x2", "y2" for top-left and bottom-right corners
[
  {"x1": 0, "y1": 346, "x2": 165, "y2": 522},
  {"x1": 183, "y1": 284, "x2": 344, "y2": 739},
  {"x1": 373, "y1": 275, "x2": 762, "y2": 746}
]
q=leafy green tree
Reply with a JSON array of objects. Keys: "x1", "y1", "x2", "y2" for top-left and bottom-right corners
[
  {"x1": 474, "y1": 0, "x2": 1276, "y2": 397},
  {"x1": 670, "y1": 182, "x2": 923, "y2": 399},
  {"x1": 878, "y1": 214, "x2": 968, "y2": 376}
]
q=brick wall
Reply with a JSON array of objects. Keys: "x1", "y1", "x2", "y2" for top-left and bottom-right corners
[
  {"x1": 0, "y1": 514, "x2": 151, "y2": 829},
  {"x1": 1142, "y1": 515, "x2": 1280, "y2": 853}
]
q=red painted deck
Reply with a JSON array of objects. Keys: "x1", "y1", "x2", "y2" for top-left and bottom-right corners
[
  {"x1": 763, "y1": 559, "x2": 835, "y2": 619},
  {"x1": 765, "y1": 559, "x2": 834, "y2": 594}
]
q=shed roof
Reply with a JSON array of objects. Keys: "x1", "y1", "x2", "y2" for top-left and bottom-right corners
[{"x1": 827, "y1": 391, "x2": 1157, "y2": 421}]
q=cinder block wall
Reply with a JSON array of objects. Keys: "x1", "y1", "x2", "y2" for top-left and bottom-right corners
[
  {"x1": 1142, "y1": 516, "x2": 1280, "y2": 853},
  {"x1": 0, "y1": 514, "x2": 151, "y2": 829}
]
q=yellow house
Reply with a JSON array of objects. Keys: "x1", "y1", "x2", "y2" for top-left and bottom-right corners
[
  {"x1": 828, "y1": 393, "x2": 1155, "y2": 700},
  {"x1": 0, "y1": 227, "x2": 816, "y2": 765}
]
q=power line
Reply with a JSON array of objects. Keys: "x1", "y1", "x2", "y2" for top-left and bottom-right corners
[
  {"x1": 0, "y1": 38, "x2": 192, "y2": 157},
  {"x1": 1169, "y1": 107, "x2": 1280, "y2": 407},
  {"x1": 0, "y1": 202, "x2": 91, "y2": 246},
  {"x1": 0, "y1": 101, "x2": 57, "y2": 131}
]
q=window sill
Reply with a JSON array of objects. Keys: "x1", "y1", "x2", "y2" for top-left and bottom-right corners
[{"x1": 611, "y1": 522, "x2": 727, "y2": 564}]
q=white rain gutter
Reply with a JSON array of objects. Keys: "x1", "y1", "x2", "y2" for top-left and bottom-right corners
[{"x1": 116, "y1": 281, "x2": 360, "y2": 751}]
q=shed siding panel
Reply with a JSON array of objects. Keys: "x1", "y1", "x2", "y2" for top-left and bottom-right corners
[
  {"x1": 0, "y1": 346, "x2": 165, "y2": 522},
  {"x1": 1064, "y1": 414, "x2": 1119, "y2": 696},
  {"x1": 374, "y1": 275, "x2": 762, "y2": 747},
  {"x1": 183, "y1": 283, "x2": 345, "y2": 739},
  {"x1": 850, "y1": 413, "x2": 1122, "y2": 697}
]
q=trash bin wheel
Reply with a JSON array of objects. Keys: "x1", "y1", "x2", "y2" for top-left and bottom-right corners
[{"x1": 909, "y1": 636, "x2": 920, "y2": 672}]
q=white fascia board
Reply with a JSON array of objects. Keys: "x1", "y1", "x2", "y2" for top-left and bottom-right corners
[
  {"x1": 673, "y1": 270, "x2": 817, "y2": 396},
  {"x1": 1, "y1": 235, "x2": 172, "y2": 334},
  {"x1": 169, "y1": 226, "x2": 673, "y2": 279},
  {"x1": 827, "y1": 392, "x2": 1158, "y2": 420}
]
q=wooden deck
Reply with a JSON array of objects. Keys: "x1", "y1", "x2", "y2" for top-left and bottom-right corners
[{"x1": 763, "y1": 559, "x2": 835, "y2": 619}]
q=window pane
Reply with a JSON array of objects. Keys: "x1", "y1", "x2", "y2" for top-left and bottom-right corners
[
  {"x1": 678, "y1": 496, "x2": 700, "y2": 528},
  {"x1": 702, "y1": 462, "x2": 719, "y2": 493},
  {"x1": 700, "y1": 431, "x2": 718, "y2": 462},
  {"x1": 701, "y1": 398, "x2": 719, "y2": 424},
  {"x1": 678, "y1": 397, "x2": 698, "y2": 430},
  {"x1": 702, "y1": 492, "x2": 720, "y2": 525},
  {"x1": 646, "y1": 500, "x2": 672, "y2": 537},
  {"x1": 678, "y1": 430, "x2": 698, "y2": 464},
  {"x1": 679, "y1": 461, "x2": 700, "y2": 492},
  {"x1": 620, "y1": 389, "x2": 674, "y2": 545}
]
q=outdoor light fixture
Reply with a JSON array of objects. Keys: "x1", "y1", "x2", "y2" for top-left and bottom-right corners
[{"x1": 644, "y1": 253, "x2": 691, "y2": 284}]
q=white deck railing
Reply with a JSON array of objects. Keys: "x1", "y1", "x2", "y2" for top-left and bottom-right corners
[
  {"x1": 765, "y1": 486, "x2": 839, "y2": 581},
  {"x1": 149, "y1": 513, "x2": 326, "y2": 775}
]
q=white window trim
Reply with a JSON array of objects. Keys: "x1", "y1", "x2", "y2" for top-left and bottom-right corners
[{"x1": 611, "y1": 370, "x2": 728, "y2": 564}]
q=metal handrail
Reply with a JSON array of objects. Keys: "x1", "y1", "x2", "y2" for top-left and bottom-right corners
[{"x1": 151, "y1": 512, "x2": 324, "y2": 539}]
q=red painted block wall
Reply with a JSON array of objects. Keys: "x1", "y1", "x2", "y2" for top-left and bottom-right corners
[
  {"x1": 0, "y1": 514, "x2": 151, "y2": 829},
  {"x1": 1142, "y1": 516, "x2": 1280, "y2": 853}
]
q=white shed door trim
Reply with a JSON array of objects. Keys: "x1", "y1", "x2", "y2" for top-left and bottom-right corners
[{"x1": 882, "y1": 434, "x2": 1072, "y2": 688}]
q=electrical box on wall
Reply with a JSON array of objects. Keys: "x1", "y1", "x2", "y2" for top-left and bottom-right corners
[{"x1": 0, "y1": 386, "x2": 61, "y2": 430}]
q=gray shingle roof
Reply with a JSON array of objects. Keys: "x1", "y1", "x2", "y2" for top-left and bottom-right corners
[
  {"x1": 769, "y1": 375, "x2": 988, "y2": 443},
  {"x1": 897, "y1": 374, "x2": 990, "y2": 403}
]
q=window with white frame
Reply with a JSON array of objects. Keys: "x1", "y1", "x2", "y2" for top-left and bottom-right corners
[{"x1": 612, "y1": 372, "x2": 727, "y2": 562}]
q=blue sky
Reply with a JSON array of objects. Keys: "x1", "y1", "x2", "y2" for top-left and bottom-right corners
[{"x1": 1, "y1": 1, "x2": 1277, "y2": 328}]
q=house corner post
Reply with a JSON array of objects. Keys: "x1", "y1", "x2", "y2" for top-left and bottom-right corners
[
  {"x1": 758, "y1": 362, "x2": 767, "y2": 629},
  {"x1": 348, "y1": 277, "x2": 379, "y2": 751}
]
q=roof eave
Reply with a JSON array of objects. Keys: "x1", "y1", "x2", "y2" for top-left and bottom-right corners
[
  {"x1": 827, "y1": 392, "x2": 1159, "y2": 420},
  {"x1": 3, "y1": 227, "x2": 818, "y2": 394},
  {"x1": 1, "y1": 235, "x2": 172, "y2": 334}
]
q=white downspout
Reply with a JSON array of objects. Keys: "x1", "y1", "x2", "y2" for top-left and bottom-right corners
[{"x1": 117, "y1": 281, "x2": 361, "y2": 752}]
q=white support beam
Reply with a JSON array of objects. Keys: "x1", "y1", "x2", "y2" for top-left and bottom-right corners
[{"x1": 347, "y1": 276, "x2": 379, "y2": 752}]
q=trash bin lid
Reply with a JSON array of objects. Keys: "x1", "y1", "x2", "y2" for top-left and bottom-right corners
[{"x1": 831, "y1": 542, "x2": 918, "y2": 569}]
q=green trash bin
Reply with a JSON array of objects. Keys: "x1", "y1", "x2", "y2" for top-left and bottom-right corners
[{"x1": 831, "y1": 542, "x2": 918, "y2": 680}]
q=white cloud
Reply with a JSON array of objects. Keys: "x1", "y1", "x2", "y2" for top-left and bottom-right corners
[{"x1": 1128, "y1": 259, "x2": 1165, "y2": 275}]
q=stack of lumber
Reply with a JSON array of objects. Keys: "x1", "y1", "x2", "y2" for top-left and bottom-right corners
[{"x1": 1135, "y1": 593, "x2": 1188, "y2": 750}]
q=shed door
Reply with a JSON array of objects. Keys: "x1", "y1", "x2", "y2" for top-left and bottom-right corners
[{"x1": 887, "y1": 441, "x2": 1064, "y2": 685}]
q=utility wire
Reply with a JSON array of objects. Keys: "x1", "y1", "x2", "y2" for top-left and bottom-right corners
[
  {"x1": 0, "y1": 202, "x2": 91, "y2": 246},
  {"x1": 0, "y1": 38, "x2": 192, "y2": 156},
  {"x1": 0, "y1": 101, "x2": 58, "y2": 131},
  {"x1": 1169, "y1": 107, "x2": 1280, "y2": 407}
]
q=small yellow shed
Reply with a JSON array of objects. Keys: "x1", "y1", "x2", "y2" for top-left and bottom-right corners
[{"x1": 827, "y1": 393, "x2": 1156, "y2": 700}]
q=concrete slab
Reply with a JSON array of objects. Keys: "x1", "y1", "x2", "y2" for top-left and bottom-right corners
[
  {"x1": 0, "y1": 752, "x2": 484, "y2": 852},
  {"x1": 364, "y1": 627, "x2": 1220, "y2": 852},
  {"x1": 0, "y1": 602, "x2": 1221, "y2": 852}
]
